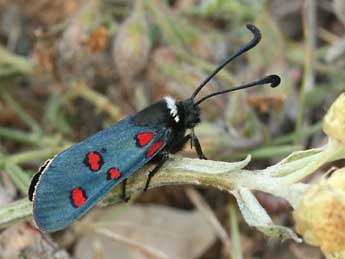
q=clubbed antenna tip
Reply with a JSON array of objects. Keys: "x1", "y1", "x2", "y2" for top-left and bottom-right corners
[{"x1": 268, "y1": 75, "x2": 281, "y2": 88}]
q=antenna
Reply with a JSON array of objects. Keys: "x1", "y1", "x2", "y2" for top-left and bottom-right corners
[
  {"x1": 191, "y1": 24, "x2": 261, "y2": 100},
  {"x1": 194, "y1": 75, "x2": 280, "y2": 106}
]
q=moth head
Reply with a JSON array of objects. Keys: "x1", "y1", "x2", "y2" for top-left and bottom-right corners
[{"x1": 178, "y1": 98, "x2": 201, "y2": 129}]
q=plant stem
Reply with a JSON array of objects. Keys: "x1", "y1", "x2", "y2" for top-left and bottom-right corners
[
  {"x1": 0, "y1": 140, "x2": 342, "y2": 232},
  {"x1": 0, "y1": 155, "x2": 295, "y2": 229},
  {"x1": 272, "y1": 122, "x2": 322, "y2": 145},
  {"x1": 0, "y1": 199, "x2": 32, "y2": 230},
  {"x1": 2, "y1": 91, "x2": 41, "y2": 134},
  {"x1": 71, "y1": 81, "x2": 123, "y2": 120},
  {"x1": 0, "y1": 145, "x2": 70, "y2": 168},
  {"x1": 4, "y1": 163, "x2": 31, "y2": 195},
  {"x1": 294, "y1": 0, "x2": 316, "y2": 145},
  {"x1": 230, "y1": 203, "x2": 243, "y2": 259},
  {"x1": 0, "y1": 45, "x2": 34, "y2": 76},
  {"x1": 0, "y1": 127, "x2": 39, "y2": 145}
]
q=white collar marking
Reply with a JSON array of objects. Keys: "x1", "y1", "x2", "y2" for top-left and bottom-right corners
[{"x1": 164, "y1": 96, "x2": 180, "y2": 123}]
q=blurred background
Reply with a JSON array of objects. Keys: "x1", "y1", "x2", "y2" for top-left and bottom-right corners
[{"x1": 0, "y1": 0, "x2": 344, "y2": 258}]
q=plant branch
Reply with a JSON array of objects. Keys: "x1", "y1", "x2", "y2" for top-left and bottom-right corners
[
  {"x1": 0, "y1": 199, "x2": 32, "y2": 230},
  {"x1": 0, "y1": 139, "x2": 343, "y2": 240},
  {"x1": 294, "y1": 0, "x2": 316, "y2": 144},
  {"x1": 0, "y1": 155, "x2": 299, "y2": 230}
]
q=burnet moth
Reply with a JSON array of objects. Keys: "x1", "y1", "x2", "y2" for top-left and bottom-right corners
[{"x1": 28, "y1": 24, "x2": 281, "y2": 232}]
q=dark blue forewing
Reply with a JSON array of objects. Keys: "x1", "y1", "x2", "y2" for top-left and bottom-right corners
[{"x1": 32, "y1": 116, "x2": 171, "y2": 231}]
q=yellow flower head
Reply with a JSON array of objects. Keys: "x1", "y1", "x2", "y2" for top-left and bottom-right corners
[
  {"x1": 323, "y1": 93, "x2": 345, "y2": 144},
  {"x1": 294, "y1": 168, "x2": 345, "y2": 258}
]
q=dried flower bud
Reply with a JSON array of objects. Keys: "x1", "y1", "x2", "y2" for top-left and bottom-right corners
[
  {"x1": 323, "y1": 93, "x2": 345, "y2": 144},
  {"x1": 293, "y1": 168, "x2": 345, "y2": 258},
  {"x1": 56, "y1": 0, "x2": 113, "y2": 81},
  {"x1": 113, "y1": 1, "x2": 151, "y2": 82},
  {"x1": 86, "y1": 26, "x2": 109, "y2": 53}
]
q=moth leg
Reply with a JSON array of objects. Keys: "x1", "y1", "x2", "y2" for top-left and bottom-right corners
[
  {"x1": 144, "y1": 153, "x2": 169, "y2": 192},
  {"x1": 192, "y1": 135, "x2": 207, "y2": 160},
  {"x1": 171, "y1": 133, "x2": 207, "y2": 160},
  {"x1": 121, "y1": 178, "x2": 130, "y2": 202},
  {"x1": 191, "y1": 129, "x2": 207, "y2": 160}
]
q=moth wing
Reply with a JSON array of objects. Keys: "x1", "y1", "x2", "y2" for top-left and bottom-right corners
[{"x1": 32, "y1": 116, "x2": 171, "y2": 231}]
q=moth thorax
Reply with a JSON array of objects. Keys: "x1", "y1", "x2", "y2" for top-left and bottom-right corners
[{"x1": 164, "y1": 96, "x2": 180, "y2": 123}]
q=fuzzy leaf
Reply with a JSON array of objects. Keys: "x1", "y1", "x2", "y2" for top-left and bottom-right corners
[{"x1": 231, "y1": 188, "x2": 301, "y2": 242}]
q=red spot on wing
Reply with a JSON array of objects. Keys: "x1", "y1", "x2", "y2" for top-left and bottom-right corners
[
  {"x1": 108, "y1": 168, "x2": 121, "y2": 180},
  {"x1": 146, "y1": 141, "x2": 165, "y2": 158},
  {"x1": 136, "y1": 132, "x2": 155, "y2": 147},
  {"x1": 71, "y1": 188, "x2": 87, "y2": 207},
  {"x1": 84, "y1": 151, "x2": 103, "y2": 171}
]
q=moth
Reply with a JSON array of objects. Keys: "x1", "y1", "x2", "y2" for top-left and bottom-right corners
[{"x1": 28, "y1": 24, "x2": 280, "y2": 232}]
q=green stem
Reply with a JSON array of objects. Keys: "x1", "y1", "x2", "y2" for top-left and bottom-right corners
[
  {"x1": 272, "y1": 122, "x2": 322, "y2": 145},
  {"x1": 0, "y1": 199, "x2": 32, "y2": 230},
  {"x1": 0, "y1": 127, "x2": 40, "y2": 145},
  {"x1": 0, "y1": 145, "x2": 70, "y2": 168},
  {"x1": 71, "y1": 81, "x2": 123, "y2": 120},
  {"x1": 4, "y1": 163, "x2": 31, "y2": 195},
  {"x1": 294, "y1": 0, "x2": 316, "y2": 145},
  {"x1": 249, "y1": 145, "x2": 301, "y2": 159},
  {"x1": 229, "y1": 144, "x2": 301, "y2": 160},
  {"x1": 230, "y1": 204, "x2": 243, "y2": 259},
  {"x1": 2, "y1": 91, "x2": 41, "y2": 134},
  {"x1": 0, "y1": 45, "x2": 34, "y2": 76}
]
